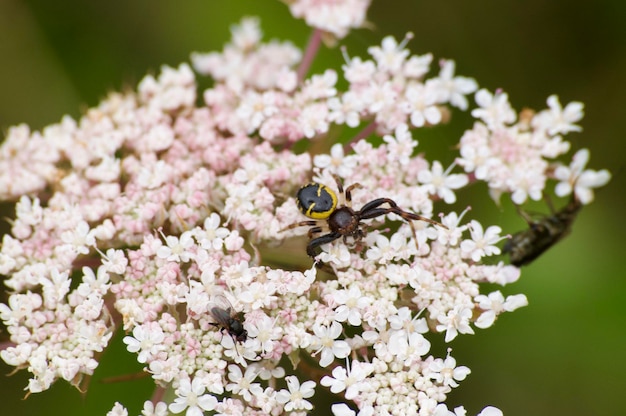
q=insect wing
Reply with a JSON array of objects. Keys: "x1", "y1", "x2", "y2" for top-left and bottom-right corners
[{"x1": 208, "y1": 294, "x2": 236, "y2": 325}]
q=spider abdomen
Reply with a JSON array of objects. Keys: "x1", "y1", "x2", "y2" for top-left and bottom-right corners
[{"x1": 296, "y1": 183, "x2": 338, "y2": 219}]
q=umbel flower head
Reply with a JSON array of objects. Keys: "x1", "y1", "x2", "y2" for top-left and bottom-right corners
[{"x1": 0, "y1": 2, "x2": 610, "y2": 415}]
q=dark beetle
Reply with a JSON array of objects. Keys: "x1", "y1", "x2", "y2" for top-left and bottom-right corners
[{"x1": 503, "y1": 197, "x2": 582, "y2": 267}]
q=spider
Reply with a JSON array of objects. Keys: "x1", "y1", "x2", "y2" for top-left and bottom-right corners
[{"x1": 283, "y1": 175, "x2": 447, "y2": 258}]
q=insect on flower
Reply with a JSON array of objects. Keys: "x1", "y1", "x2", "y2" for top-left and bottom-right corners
[
  {"x1": 283, "y1": 175, "x2": 447, "y2": 258},
  {"x1": 503, "y1": 196, "x2": 582, "y2": 267},
  {"x1": 208, "y1": 294, "x2": 248, "y2": 344}
]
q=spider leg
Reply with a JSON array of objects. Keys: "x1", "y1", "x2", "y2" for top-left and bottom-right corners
[
  {"x1": 359, "y1": 204, "x2": 421, "y2": 247},
  {"x1": 358, "y1": 198, "x2": 446, "y2": 253},
  {"x1": 359, "y1": 198, "x2": 445, "y2": 228},
  {"x1": 307, "y1": 226, "x2": 327, "y2": 239},
  {"x1": 281, "y1": 220, "x2": 323, "y2": 232},
  {"x1": 307, "y1": 232, "x2": 342, "y2": 258},
  {"x1": 344, "y1": 182, "x2": 362, "y2": 208},
  {"x1": 332, "y1": 174, "x2": 345, "y2": 195},
  {"x1": 331, "y1": 174, "x2": 363, "y2": 208}
]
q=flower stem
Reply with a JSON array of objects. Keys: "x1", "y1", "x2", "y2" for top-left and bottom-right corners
[{"x1": 297, "y1": 28, "x2": 323, "y2": 84}]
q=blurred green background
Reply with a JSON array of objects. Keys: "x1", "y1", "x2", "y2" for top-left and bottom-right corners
[{"x1": 0, "y1": 0, "x2": 624, "y2": 415}]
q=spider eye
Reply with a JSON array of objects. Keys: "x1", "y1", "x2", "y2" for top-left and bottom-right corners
[{"x1": 296, "y1": 183, "x2": 337, "y2": 219}]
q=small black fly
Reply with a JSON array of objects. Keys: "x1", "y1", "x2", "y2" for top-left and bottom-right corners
[
  {"x1": 503, "y1": 196, "x2": 582, "y2": 267},
  {"x1": 208, "y1": 294, "x2": 248, "y2": 344}
]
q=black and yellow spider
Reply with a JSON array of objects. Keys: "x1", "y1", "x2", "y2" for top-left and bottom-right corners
[{"x1": 283, "y1": 175, "x2": 447, "y2": 258}]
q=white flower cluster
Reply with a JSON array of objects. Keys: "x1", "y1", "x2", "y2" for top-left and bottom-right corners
[
  {"x1": 0, "y1": 3, "x2": 612, "y2": 416},
  {"x1": 458, "y1": 91, "x2": 610, "y2": 205}
]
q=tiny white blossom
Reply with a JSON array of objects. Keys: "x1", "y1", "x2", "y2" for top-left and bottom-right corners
[
  {"x1": 196, "y1": 213, "x2": 230, "y2": 250},
  {"x1": 388, "y1": 306, "x2": 429, "y2": 335},
  {"x1": 477, "y1": 406, "x2": 504, "y2": 416},
  {"x1": 107, "y1": 402, "x2": 128, "y2": 416},
  {"x1": 388, "y1": 331, "x2": 431, "y2": 365},
  {"x1": 38, "y1": 268, "x2": 71, "y2": 308},
  {"x1": 436, "y1": 306, "x2": 475, "y2": 342},
  {"x1": 314, "y1": 143, "x2": 357, "y2": 178},
  {"x1": 100, "y1": 248, "x2": 128, "y2": 274},
  {"x1": 429, "y1": 354, "x2": 471, "y2": 388},
  {"x1": 169, "y1": 377, "x2": 218, "y2": 416},
  {"x1": 15, "y1": 195, "x2": 43, "y2": 226},
  {"x1": 76, "y1": 266, "x2": 110, "y2": 298},
  {"x1": 471, "y1": 88, "x2": 516, "y2": 128},
  {"x1": 141, "y1": 400, "x2": 168, "y2": 416},
  {"x1": 382, "y1": 123, "x2": 418, "y2": 166},
  {"x1": 437, "y1": 208, "x2": 470, "y2": 246},
  {"x1": 418, "y1": 161, "x2": 469, "y2": 204},
  {"x1": 61, "y1": 220, "x2": 96, "y2": 254},
  {"x1": 333, "y1": 286, "x2": 371, "y2": 326},
  {"x1": 157, "y1": 230, "x2": 195, "y2": 262},
  {"x1": 311, "y1": 321, "x2": 351, "y2": 367},
  {"x1": 331, "y1": 403, "x2": 375, "y2": 416},
  {"x1": 535, "y1": 94, "x2": 584, "y2": 136},
  {"x1": 225, "y1": 364, "x2": 263, "y2": 402},
  {"x1": 433, "y1": 404, "x2": 468, "y2": 416},
  {"x1": 432, "y1": 59, "x2": 478, "y2": 110},
  {"x1": 460, "y1": 220, "x2": 505, "y2": 262},
  {"x1": 553, "y1": 148, "x2": 611, "y2": 204},
  {"x1": 368, "y1": 36, "x2": 410, "y2": 73},
  {"x1": 123, "y1": 324, "x2": 165, "y2": 363},
  {"x1": 475, "y1": 291, "x2": 528, "y2": 329},
  {"x1": 365, "y1": 233, "x2": 408, "y2": 265},
  {"x1": 320, "y1": 358, "x2": 373, "y2": 400},
  {"x1": 276, "y1": 375, "x2": 316, "y2": 411},
  {"x1": 245, "y1": 313, "x2": 282, "y2": 355},
  {"x1": 318, "y1": 243, "x2": 352, "y2": 268},
  {"x1": 403, "y1": 83, "x2": 442, "y2": 127},
  {"x1": 239, "y1": 281, "x2": 277, "y2": 310}
]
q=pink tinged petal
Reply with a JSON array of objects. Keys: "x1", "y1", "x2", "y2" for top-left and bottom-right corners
[
  {"x1": 504, "y1": 294, "x2": 529, "y2": 311},
  {"x1": 555, "y1": 181, "x2": 572, "y2": 197},
  {"x1": 300, "y1": 380, "x2": 316, "y2": 398},
  {"x1": 321, "y1": 374, "x2": 345, "y2": 393},
  {"x1": 344, "y1": 385, "x2": 361, "y2": 400},
  {"x1": 439, "y1": 188, "x2": 457, "y2": 204},
  {"x1": 424, "y1": 106, "x2": 442, "y2": 124},
  {"x1": 333, "y1": 340, "x2": 351, "y2": 358},
  {"x1": 475, "y1": 311, "x2": 496, "y2": 329},
  {"x1": 319, "y1": 349, "x2": 335, "y2": 367},
  {"x1": 410, "y1": 112, "x2": 426, "y2": 127},
  {"x1": 575, "y1": 169, "x2": 611, "y2": 204},
  {"x1": 511, "y1": 189, "x2": 528, "y2": 205},
  {"x1": 275, "y1": 390, "x2": 290, "y2": 404},
  {"x1": 478, "y1": 406, "x2": 504, "y2": 416},
  {"x1": 446, "y1": 173, "x2": 469, "y2": 189},
  {"x1": 574, "y1": 187, "x2": 594, "y2": 205},
  {"x1": 572, "y1": 148, "x2": 590, "y2": 169},
  {"x1": 168, "y1": 401, "x2": 187, "y2": 414},
  {"x1": 409, "y1": 333, "x2": 431, "y2": 356},
  {"x1": 453, "y1": 365, "x2": 471, "y2": 381},
  {"x1": 484, "y1": 225, "x2": 503, "y2": 241},
  {"x1": 186, "y1": 408, "x2": 203, "y2": 416},
  {"x1": 197, "y1": 395, "x2": 218, "y2": 411},
  {"x1": 331, "y1": 403, "x2": 357, "y2": 416},
  {"x1": 578, "y1": 169, "x2": 611, "y2": 189}
]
